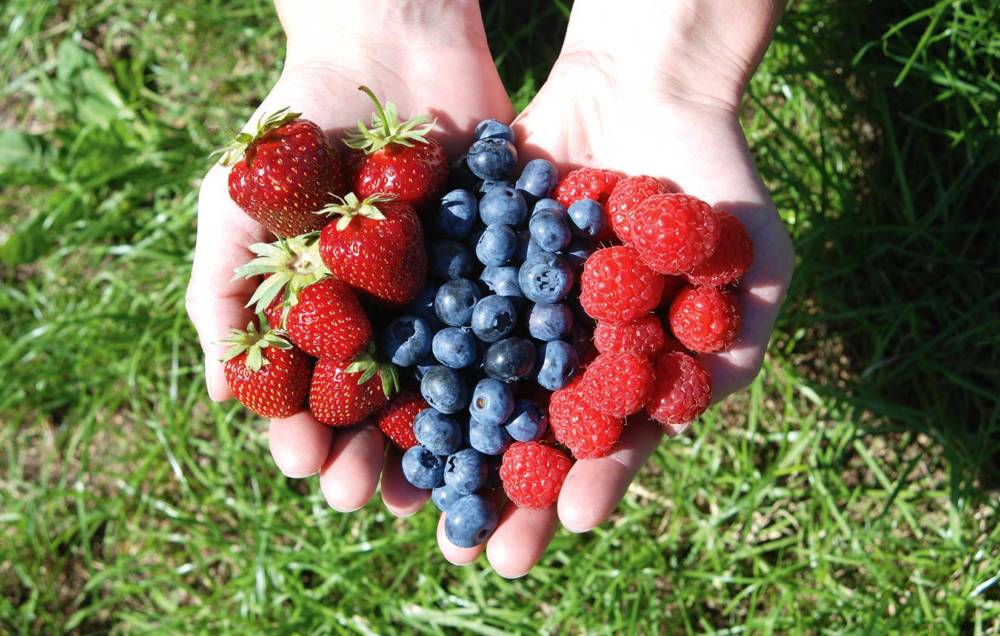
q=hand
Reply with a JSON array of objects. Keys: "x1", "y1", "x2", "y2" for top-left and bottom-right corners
[
  {"x1": 435, "y1": 0, "x2": 795, "y2": 576},
  {"x1": 186, "y1": 1, "x2": 512, "y2": 514}
]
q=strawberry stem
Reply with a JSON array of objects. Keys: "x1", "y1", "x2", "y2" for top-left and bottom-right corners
[{"x1": 358, "y1": 85, "x2": 391, "y2": 138}]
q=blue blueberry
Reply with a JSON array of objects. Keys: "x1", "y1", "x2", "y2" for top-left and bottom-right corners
[
  {"x1": 482, "y1": 337, "x2": 537, "y2": 383},
  {"x1": 470, "y1": 295, "x2": 518, "y2": 343},
  {"x1": 518, "y1": 253, "x2": 575, "y2": 304},
  {"x1": 380, "y1": 316, "x2": 432, "y2": 367},
  {"x1": 505, "y1": 399, "x2": 548, "y2": 442},
  {"x1": 429, "y1": 240, "x2": 474, "y2": 280},
  {"x1": 529, "y1": 211, "x2": 572, "y2": 253},
  {"x1": 437, "y1": 189, "x2": 479, "y2": 239},
  {"x1": 533, "y1": 198, "x2": 568, "y2": 219},
  {"x1": 448, "y1": 154, "x2": 480, "y2": 191},
  {"x1": 444, "y1": 448, "x2": 489, "y2": 495},
  {"x1": 407, "y1": 283, "x2": 440, "y2": 325},
  {"x1": 444, "y1": 494, "x2": 498, "y2": 547},
  {"x1": 479, "y1": 266, "x2": 523, "y2": 298},
  {"x1": 567, "y1": 198, "x2": 606, "y2": 238},
  {"x1": 401, "y1": 445, "x2": 446, "y2": 490},
  {"x1": 477, "y1": 179, "x2": 513, "y2": 196},
  {"x1": 431, "y1": 483, "x2": 465, "y2": 512},
  {"x1": 419, "y1": 366, "x2": 469, "y2": 414},
  {"x1": 515, "y1": 159, "x2": 559, "y2": 200},
  {"x1": 528, "y1": 303, "x2": 574, "y2": 341},
  {"x1": 474, "y1": 119, "x2": 515, "y2": 143},
  {"x1": 434, "y1": 278, "x2": 480, "y2": 326},
  {"x1": 469, "y1": 417, "x2": 513, "y2": 455},
  {"x1": 431, "y1": 327, "x2": 477, "y2": 369},
  {"x1": 467, "y1": 138, "x2": 517, "y2": 180},
  {"x1": 536, "y1": 340, "x2": 580, "y2": 391},
  {"x1": 413, "y1": 408, "x2": 462, "y2": 455},
  {"x1": 563, "y1": 238, "x2": 594, "y2": 272},
  {"x1": 469, "y1": 378, "x2": 515, "y2": 426},
  {"x1": 479, "y1": 187, "x2": 528, "y2": 226},
  {"x1": 475, "y1": 224, "x2": 517, "y2": 267}
]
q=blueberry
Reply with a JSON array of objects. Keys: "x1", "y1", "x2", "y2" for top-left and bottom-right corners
[
  {"x1": 515, "y1": 159, "x2": 559, "y2": 200},
  {"x1": 521, "y1": 236, "x2": 547, "y2": 263},
  {"x1": 477, "y1": 179, "x2": 513, "y2": 196},
  {"x1": 467, "y1": 138, "x2": 517, "y2": 180},
  {"x1": 529, "y1": 211, "x2": 572, "y2": 253},
  {"x1": 444, "y1": 448, "x2": 489, "y2": 495},
  {"x1": 444, "y1": 494, "x2": 498, "y2": 548},
  {"x1": 380, "y1": 316, "x2": 432, "y2": 367},
  {"x1": 563, "y1": 238, "x2": 594, "y2": 272},
  {"x1": 536, "y1": 340, "x2": 580, "y2": 391},
  {"x1": 518, "y1": 253, "x2": 575, "y2": 304},
  {"x1": 469, "y1": 378, "x2": 515, "y2": 425},
  {"x1": 482, "y1": 337, "x2": 537, "y2": 383},
  {"x1": 434, "y1": 278, "x2": 480, "y2": 326},
  {"x1": 479, "y1": 187, "x2": 528, "y2": 226},
  {"x1": 469, "y1": 417, "x2": 513, "y2": 455},
  {"x1": 437, "y1": 189, "x2": 479, "y2": 239},
  {"x1": 470, "y1": 295, "x2": 518, "y2": 343},
  {"x1": 567, "y1": 198, "x2": 606, "y2": 238},
  {"x1": 429, "y1": 240, "x2": 474, "y2": 280},
  {"x1": 479, "y1": 266, "x2": 524, "y2": 298},
  {"x1": 432, "y1": 327, "x2": 477, "y2": 369},
  {"x1": 413, "y1": 408, "x2": 462, "y2": 455},
  {"x1": 420, "y1": 366, "x2": 469, "y2": 414},
  {"x1": 407, "y1": 283, "x2": 440, "y2": 325},
  {"x1": 533, "y1": 198, "x2": 568, "y2": 219},
  {"x1": 474, "y1": 119, "x2": 515, "y2": 143},
  {"x1": 528, "y1": 303, "x2": 574, "y2": 341},
  {"x1": 475, "y1": 224, "x2": 517, "y2": 267},
  {"x1": 431, "y1": 483, "x2": 465, "y2": 512},
  {"x1": 448, "y1": 154, "x2": 480, "y2": 191},
  {"x1": 401, "y1": 445, "x2": 446, "y2": 490},
  {"x1": 505, "y1": 399, "x2": 548, "y2": 442}
]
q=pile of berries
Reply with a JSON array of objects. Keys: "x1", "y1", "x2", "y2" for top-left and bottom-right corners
[{"x1": 216, "y1": 87, "x2": 753, "y2": 549}]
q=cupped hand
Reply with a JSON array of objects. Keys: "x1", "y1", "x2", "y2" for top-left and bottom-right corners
[{"x1": 186, "y1": 5, "x2": 512, "y2": 517}]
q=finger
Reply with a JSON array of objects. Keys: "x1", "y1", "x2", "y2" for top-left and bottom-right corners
[
  {"x1": 380, "y1": 446, "x2": 430, "y2": 517},
  {"x1": 436, "y1": 512, "x2": 485, "y2": 566},
  {"x1": 557, "y1": 416, "x2": 663, "y2": 532},
  {"x1": 485, "y1": 504, "x2": 559, "y2": 578},
  {"x1": 268, "y1": 412, "x2": 335, "y2": 478},
  {"x1": 318, "y1": 424, "x2": 386, "y2": 512}
]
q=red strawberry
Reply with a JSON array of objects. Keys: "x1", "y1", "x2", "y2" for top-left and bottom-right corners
[
  {"x1": 580, "y1": 246, "x2": 666, "y2": 323},
  {"x1": 580, "y1": 352, "x2": 656, "y2": 417},
  {"x1": 669, "y1": 285, "x2": 742, "y2": 353},
  {"x1": 317, "y1": 193, "x2": 427, "y2": 305},
  {"x1": 685, "y1": 210, "x2": 754, "y2": 287},
  {"x1": 631, "y1": 194, "x2": 721, "y2": 274},
  {"x1": 593, "y1": 314, "x2": 666, "y2": 359},
  {"x1": 499, "y1": 442, "x2": 572, "y2": 509},
  {"x1": 646, "y1": 351, "x2": 712, "y2": 426},
  {"x1": 221, "y1": 322, "x2": 310, "y2": 418},
  {"x1": 554, "y1": 167, "x2": 622, "y2": 241},
  {"x1": 606, "y1": 175, "x2": 670, "y2": 244},
  {"x1": 309, "y1": 346, "x2": 399, "y2": 427},
  {"x1": 548, "y1": 376, "x2": 624, "y2": 459},
  {"x1": 218, "y1": 108, "x2": 347, "y2": 237},
  {"x1": 343, "y1": 86, "x2": 447, "y2": 206},
  {"x1": 376, "y1": 389, "x2": 427, "y2": 450}
]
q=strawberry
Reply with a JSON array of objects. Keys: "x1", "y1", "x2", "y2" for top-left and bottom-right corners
[
  {"x1": 218, "y1": 108, "x2": 347, "y2": 237},
  {"x1": 606, "y1": 175, "x2": 670, "y2": 244},
  {"x1": 235, "y1": 236, "x2": 373, "y2": 360},
  {"x1": 309, "y1": 346, "x2": 400, "y2": 427},
  {"x1": 631, "y1": 194, "x2": 721, "y2": 274},
  {"x1": 343, "y1": 86, "x2": 447, "y2": 206},
  {"x1": 553, "y1": 168, "x2": 623, "y2": 242},
  {"x1": 376, "y1": 389, "x2": 427, "y2": 450},
  {"x1": 221, "y1": 322, "x2": 310, "y2": 418},
  {"x1": 317, "y1": 193, "x2": 427, "y2": 305}
]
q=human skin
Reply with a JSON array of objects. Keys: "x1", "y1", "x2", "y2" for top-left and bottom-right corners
[{"x1": 186, "y1": 0, "x2": 793, "y2": 579}]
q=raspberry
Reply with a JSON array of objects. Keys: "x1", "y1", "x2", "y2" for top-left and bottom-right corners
[
  {"x1": 376, "y1": 389, "x2": 426, "y2": 450},
  {"x1": 580, "y1": 246, "x2": 666, "y2": 324},
  {"x1": 660, "y1": 275, "x2": 688, "y2": 305},
  {"x1": 669, "y1": 285, "x2": 741, "y2": 353},
  {"x1": 646, "y1": 351, "x2": 712, "y2": 425},
  {"x1": 580, "y1": 351, "x2": 655, "y2": 417},
  {"x1": 553, "y1": 168, "x2": 622, "y2": 242},
  {"x1": 606, "y1": 175, "x2": 669, "y2": 244},
  {"x1": 631, "y1": 194, "x2": 721, "y2": 274},
  {"x1": 548, "y1": 376, "x2": 624, "y2": 459},
  {"x1": 593, "y1": 315, "x2": 666, "y2": 358},
  {"x1": 685, "y1": 211, "x2": 754, "y2": 287},
  {"x1": 500, "y1": 441, "x2": 572, "y2": 509}
]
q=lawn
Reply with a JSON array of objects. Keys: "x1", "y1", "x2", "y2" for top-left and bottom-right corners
[{"x1": 1, "y1": 0, "x2": 998, "y2": 633}]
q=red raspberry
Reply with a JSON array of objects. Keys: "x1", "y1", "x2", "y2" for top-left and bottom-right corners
[
  {"x1": 580, "y1": 246, "x2": 666, "y2": 323},
  {"x1": 376, "y1": 389, "x2": 426, "y2": 450},
  {"x1": 606, "y1": 175, "x2": 669, "y2": 244},
  {"x1": 553, "y1": 168, "x2": 622, "y2": 242},
  {"x1": 646, "y1": 351, "x2": 712, "y2": 425},
  {"x1": 660, "y1": 275, "x2": 688, "y2": 305},
  {"x1": 685, "y1": 211, "x2": 754, "y2": 287},
  {"x1": 669, "y1": 286, "x2": 741, "y2": 352},
  {"x1": 500, "y1": 442, "x2": 572, "y2": 509},
  {"x1": 548, "y1": 376, "x2": 624, "y2": 459},
  {"x1": 631, "y1": 194, "x2": 721, "y2": 274},
  {"x1": 659, "y1": 333, "x2": 687, "y2": 355},
  {"x1": 580, "y1": 351, "x2": 655, "y2": 417},
  {"x1": 593, "y1": 315, "x2": 666, "y2": 358}
]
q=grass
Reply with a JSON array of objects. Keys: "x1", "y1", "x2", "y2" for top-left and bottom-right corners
[{"x1": 1, "y1": 0, "x2": 998, "y2": 633}]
